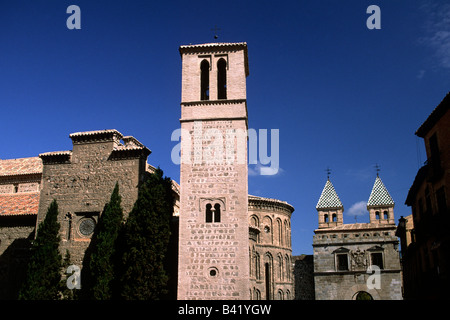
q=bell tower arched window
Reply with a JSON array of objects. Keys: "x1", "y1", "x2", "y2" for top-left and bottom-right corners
[
  {"x1": 200, "y1": 59, "x2": 210, "y2": 101},
  {"x1": 206, "y1": 203, "x2": 213, "y2": 223},
  {"x1": 217, "y1": 58, "x2": 227, "y2": 99},
  {"x1": 213, "y1": 203, "x2": 221, "y2": 222}
]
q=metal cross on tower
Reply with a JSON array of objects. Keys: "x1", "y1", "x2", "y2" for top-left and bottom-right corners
[
  {"x1": 211, "y1": 25, "x2": 220, "y2": 39},
  {"x1": 374, "y1": 163, "x2": 381, "y2": 176},
  {"x1": 325, "y1": 167, "x2": 331, "y2": 180}
]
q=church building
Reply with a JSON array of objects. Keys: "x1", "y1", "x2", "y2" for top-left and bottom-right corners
[
  {"x1": 0, "y1": 42, "x2": 296, "y2": 300},
  {"x1": 313, "y1": 175, "x2": 402, "y2": 300},
  {"x1": 0, "y1": 41, "x2": 405, "y2": 300}
]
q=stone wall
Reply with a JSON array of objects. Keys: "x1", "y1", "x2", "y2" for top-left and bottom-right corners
[
  {"x1": 37, "y1": 130, "x2": 150, "y2": 266},
  {"x1": 313, "y1": 225, "x2": 402, "y2": 300},
  {"x1": 293, "y1": 255, "x2": 314, "y2": 300},
  {"x1": 248, "y1": 196, "x2": 294, "y2": 300},
  {"x1": 0, "y1": 216, "x2": 35, "y2": 299},
  {"x1": 178, "y1": 119, "x2": 249, "y2": 299}
]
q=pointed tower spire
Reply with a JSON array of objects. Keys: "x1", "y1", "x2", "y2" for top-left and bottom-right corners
[
  {"x1": 367, "y1": 175, "x2": 395, "y2": 224},
  {"x1": 316, "y1": 178, "x2": 344, "y2": 228},
  {"x1": 316, "y1": 179, "x2": 343, "y2": 210},
  {"x1": 367, "y1": 175, "x2": 395, "y2": 207}
]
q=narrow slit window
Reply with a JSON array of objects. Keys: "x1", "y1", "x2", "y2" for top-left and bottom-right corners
[
  {"x1": 206, "y1": 203, "x2": 213, "y2": 223},
  {"x1": 214, "y1": 203, "x2": 221, "y2": 222},
  {"x1": 217, "y1": 58, "x2": 227, "y2": 99},
  {"x1": 200, "y1": 59, "x2": 210, "y2": 101}
]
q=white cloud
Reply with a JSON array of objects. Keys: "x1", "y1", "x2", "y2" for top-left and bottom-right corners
[
  {"x1": 419, "y1": 2, "x2": 450, "y2": 69},
  {"x1": 347, "y1": 201, "x2": 368, "y2": 217},
  {"x1": 417, "y1": 69, "x2": 426, "y2": 79},
  {"x1": 248, "y1": 163, "x2": 284, "y2": 177}
]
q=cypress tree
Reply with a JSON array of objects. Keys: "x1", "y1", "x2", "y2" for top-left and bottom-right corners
[
  {"x1": 89, "y1": 182, "x2": 124, "y2": 299},
  {"x1": 119, "y1": 168, "x2": 174, "y2": 300},
  {"x1": 19, "y1": 199, "x2": 62, "y2": 300}
]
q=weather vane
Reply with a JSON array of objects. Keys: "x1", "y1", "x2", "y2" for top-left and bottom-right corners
[
  {"x1": 325, "y1": 167, "x2": 331, "y2": 179},
  {"x1": 211, "y1": 25, "x2": 220, "y2": 40}
]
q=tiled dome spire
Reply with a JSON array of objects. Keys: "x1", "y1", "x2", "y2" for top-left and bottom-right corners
[
  {"x1": 367, "y1": 176, "x2": 395, "y2": 207},
  {"x1": 316, "y1": 179, "x2": 343, "y2": 210}
]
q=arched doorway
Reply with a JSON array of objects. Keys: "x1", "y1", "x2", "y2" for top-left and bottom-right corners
[{"x1": 354, "y1": 291, "x2": 373, "y2": 300}]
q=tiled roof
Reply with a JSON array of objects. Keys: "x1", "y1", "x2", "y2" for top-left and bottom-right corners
[
  {"x1": 0, "y1": 193, "x2": 40, "y2": 216},
  {"x1": 39, "y1": 150, "x2": 72, "y2": 157},
  {"x1": 0, "y1": 157, "x2": 42, "y2": 177},
  {"x1": 248, "y1": 194, "x2": 295, "y2": 212},
  {"x1": 69, "y1": 129, "x2": 123, "y2": 139},
  {"x1": 179, "y1": 42, "x2": 247, "y2": 51},
  {"x1": 367, "y1": 176, "x2": 395, "y2": 207},
  {"x1": 316, "y1": 179, "x2": 343, "y2": 210}
]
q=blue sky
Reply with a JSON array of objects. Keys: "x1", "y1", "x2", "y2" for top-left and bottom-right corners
[{"x1": 1, "y1": 0, "x2": 449, "y2": 255}]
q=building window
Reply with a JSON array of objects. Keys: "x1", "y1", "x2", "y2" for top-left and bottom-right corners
[
  {"x1": 371, "y1": 252, "x2": 384, "y2": 269},
  {"x1": 375, "y1": 211, "x2": 380, "y2": 220},
  {"x1": 277, "y1": 290, "x2": 283, "y2": 300},
  {"x1": 66, "y1": 212, "x2": 73, "y2": 240},
  {"x1": 337, "y1": 254, "x2": 349, "y2": 271},
  {"x1": 213, "y1": 203, "x2": 221, "y2": 222},
  {"x1": 383, "y1": 211, "x2": 388, "y2": 220},
  {"x1": 217, "y1": 58, "x2": 227, "y2": 99},
  {"x1": 200, "y1": 59, "x2": 210, "y2": 101},
  {"x1": 205, "y1": 203, "x2": 221, "y2": 223},
  {"x1": 429, "y1": 133, "x2": 441, "y2": 172},
  {"x1": 265, "y1": 262, "x2": 271, "y2": 300},
  {"x1": 206, "y1": 203, "x2": 213, "y2": 222},
  {"x1": 324, "y1": 214, "x2": 329, "y2": 223},
  {"x1": 255, "y1": 253, "x2": 261, "y2": 280},
  {"x1": 78, "y1": 217, "x2": 96, "y2": 237},
  {"x1": 332, "y1": 213, "x2": 337, "y2": 222},
  {"x1": 354, "y1": 291, "x2": 373, "y2": 300},
  {"x1": 208, "y1": 267, "x2": 218, "y2": 277}
]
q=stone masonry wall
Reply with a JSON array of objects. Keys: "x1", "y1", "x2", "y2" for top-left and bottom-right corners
[
  {"x1": 37, "y1": 134, "x2": 147, "y2": 266},
  {"x1": 313, "y1": 226, "x2": 402, "y2": 300},
  {"x1": 178, "y1": 119, "x2": 249, "y2": 299}
]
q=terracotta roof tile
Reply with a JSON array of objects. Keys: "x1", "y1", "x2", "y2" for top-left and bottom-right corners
[
  {"x1": 0, "y1": 193, "x2": 40, "y2": 216},
  {"x1": 0, "y1": 157, "x2": 42, "y2": 177}
]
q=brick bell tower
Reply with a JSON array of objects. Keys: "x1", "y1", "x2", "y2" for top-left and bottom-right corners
[{"x1": 177, "y1": 42, "x2": 250, "y2": 299}]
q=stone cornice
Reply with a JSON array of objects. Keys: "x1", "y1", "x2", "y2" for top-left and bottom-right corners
[
  {"x1": 69, "y1": 129, "x2": 123, "y2": 145},
  {"x1": 39, "y1": 151, "x2": 72, "y2": 164},
  {"x1": 248, "y1": 195, "x2": 294, "y2": 215},
  {"x1": 181, "y1": 99, "x2": 247, "y2": 107},
  {"x1": 179, "y1": 42, "x2": 249, "y2": 76}
]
